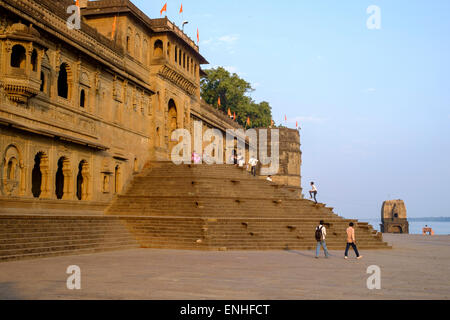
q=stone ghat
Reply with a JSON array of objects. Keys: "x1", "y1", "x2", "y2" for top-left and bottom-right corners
[
  {"x1": 0, "y1": 215, "x2": 139, "y2": 262},
  {"x1": 106, "y1": 161, "x2": 390, "y2": 251},
  {"x1": 0, "y1": 162, "x2": 390, "y2": 262}
]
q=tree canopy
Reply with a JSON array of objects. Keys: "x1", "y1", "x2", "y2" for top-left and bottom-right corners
[{"x1": 200, "y1": 67, "x2": 273, "y2": 128}]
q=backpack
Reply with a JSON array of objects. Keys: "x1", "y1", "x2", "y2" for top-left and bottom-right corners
[{"x1": 315, "y1": 226, "x2": 323, "y2": 241}]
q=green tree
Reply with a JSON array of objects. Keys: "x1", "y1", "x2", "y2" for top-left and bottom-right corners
[{"x1": 200, "y1": 67, "x2": 272, "y2": 128}]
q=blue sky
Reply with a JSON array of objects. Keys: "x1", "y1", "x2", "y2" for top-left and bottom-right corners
[{"x1": 131, "y1": 0, "x2": 450, "y2": 219}]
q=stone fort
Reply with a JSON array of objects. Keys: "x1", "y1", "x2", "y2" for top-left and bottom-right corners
[{"x1": 0, "y1": 0, "x2": 389, "y2": 261}]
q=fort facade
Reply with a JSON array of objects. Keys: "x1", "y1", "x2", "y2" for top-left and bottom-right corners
[{"x1": 0, "y1": 0, "x2": 302, "y2": 214}]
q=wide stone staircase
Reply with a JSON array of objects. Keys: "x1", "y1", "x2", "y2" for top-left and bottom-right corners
[
  {"x1": 106, "y1": 161, "x2": 390, "y2": 251},
  {"x1": 0, "y1": 161, "x2": 389, "y2": 262},
  {"x1": 0, "y1": 216, "x2": 139, "y2": 262}
]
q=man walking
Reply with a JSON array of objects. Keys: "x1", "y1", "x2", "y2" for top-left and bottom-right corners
[
  {"x1": 345, "y1": 222, "x2": 363, "y2": 260},
  {"x1": 309, "y1": 182, "x2": 318, "y2": 203},
  {"x1": 315, "y1": 220, "x2": 329, "y2": 258}
]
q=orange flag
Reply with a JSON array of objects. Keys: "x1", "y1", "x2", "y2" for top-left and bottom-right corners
[
  {"x1": 111, "y1": 15, "x2": 117, "y2": 40},
  {"x1": 271, "y1": 120, "x2": 274, "y2": 127},
  {"x1": 285, "y1": 115, "x2": 287, "y2": 122},
  {"x1": 228, "y1": 108, "x2": 231, "y2": 117},
  {"x1": 296, "y1": 121, "x2": 298, "y2": 128},
  {"x1": 180, "y1": 3, "x2": 183, "y2": 14},
  {"x1": 247, "y1": 117, "x2": 251, "y2": 126},
  {"x1": 160, "y1": 3, "x2": 167, "y2": 16},
  {"x1": 197, "y1": 28, "x2": 199, "y2": 44},
  {"x1": 233, "y1": 112, "x2": 236, "y2": 121},
  {"x1": 75, "y1": 0, "x2": 80, "y2": 7},
  {"x1": 218, "y1": 96, "x2": 221, "y2": 107}
]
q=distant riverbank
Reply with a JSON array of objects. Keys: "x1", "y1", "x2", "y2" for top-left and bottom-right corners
[{"x1": 360, "y1": 218, "x2": 450, "y2": 235}]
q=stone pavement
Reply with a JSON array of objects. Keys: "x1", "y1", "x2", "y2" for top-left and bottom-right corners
[{"x1": 0, "y1": 234, "x2": 449, "y2": 300}]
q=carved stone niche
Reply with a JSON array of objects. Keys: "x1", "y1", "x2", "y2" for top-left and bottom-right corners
[{"x1": 0, "y1": 22, "x2": 48, "y2": 103}]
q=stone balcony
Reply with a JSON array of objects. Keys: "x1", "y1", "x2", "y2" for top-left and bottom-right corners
[{"x1": 1, "y1": 70, "x2": 41, "y2": 103}]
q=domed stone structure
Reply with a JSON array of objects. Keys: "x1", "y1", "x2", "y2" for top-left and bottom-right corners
[{"x1": 381, "y1": 200, "x2": 409, "y2": 234}]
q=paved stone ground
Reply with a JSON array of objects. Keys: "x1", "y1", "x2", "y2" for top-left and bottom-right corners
[{"x1": 0, "y1": 234, "x2": 449, "y2": 300}]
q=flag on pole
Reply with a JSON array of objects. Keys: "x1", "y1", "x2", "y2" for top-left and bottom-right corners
[
  {"x1": 247, "y1": 117, "x2": 251, "y2": 126},
  {"x1": 160, "y1": 3, "x2": 167, "y2": 16},
  {"x1": 233, "y1": 112, "x2": 236, "y2": 121},
  {"x1": 218, "y1": 96, "x2": 221, "y2": 107},
  {"x1": 296, "y1": 121, "x2": 298, "y2": 128},
  {"x1": 285, "y1": 115, "x2": 287, "y2": 122},
  {"x1": 180, "y1": 3, "x2": 183, "y2": 14},
  {"x1": 111, "y1": 15, "x2": 117, "y2": 40},
  {"x1": 228, "y1": 108, "x2": 231, "y2": 117},
  {"x1": 75, "y1": 0, "x2": 80, "y2": 7},
  {"x1": 197, "y1": 28, "x2": 199, "y2": 44}
]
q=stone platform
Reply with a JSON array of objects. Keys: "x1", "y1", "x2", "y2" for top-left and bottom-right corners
[{"x1": 0, "y1": 234, "x2": 448, "y2": 300}]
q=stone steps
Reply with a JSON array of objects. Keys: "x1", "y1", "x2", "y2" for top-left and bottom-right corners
[
  {"x1": 0, "y1": 216, "x2": 139, "y2": 262},
  {"x1": 105, "y1": 161, "x2": 389, "y2": 251},
  {"x1": 0, "y1": 161, "x2": 389, "y2": 262}
]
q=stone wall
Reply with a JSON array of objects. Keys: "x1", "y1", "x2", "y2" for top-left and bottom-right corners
[{"x1": 0, "y1": 0, "x2": 304, "y2": 213}]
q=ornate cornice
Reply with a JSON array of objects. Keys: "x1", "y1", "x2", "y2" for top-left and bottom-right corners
[{"x1": 158, "y1": 65, "x2": 197, "y2": 96}]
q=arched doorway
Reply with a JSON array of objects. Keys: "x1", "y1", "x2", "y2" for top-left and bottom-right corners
[
  {"x1": 55, "y1": 157, "x2": 71, "y2": 200},
  {"x1": 31, "y1": 152, "x2": 49, "y2": 198},
  {"x1": 32, "y1": 153, "x2": 43, "y2": 198},
  {"x1": 168, "y1": 99, "x2": 178, "y2": 155},
  {"x1": 76, "y1": 160, "x2": 89, "y2": 200}
]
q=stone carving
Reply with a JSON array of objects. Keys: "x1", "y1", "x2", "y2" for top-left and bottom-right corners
[{"x1": 158, "y1": 65, "x2": 197, "y2": 96}]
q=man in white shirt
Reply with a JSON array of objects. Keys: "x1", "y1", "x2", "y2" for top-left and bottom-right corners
[
  {"x1": 249, "y1": 157, "x2": 258, "y2": 176},
  {"x1": 309, "y1": 181, "x2": 318, "y2": 203},
  {"x1": 315, "y1": 220, "x2": 329, "y2": 258}
]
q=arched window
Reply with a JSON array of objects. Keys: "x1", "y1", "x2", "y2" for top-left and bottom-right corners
[
  {"x1": 10, "y1": 45, "x2": 26, "y2": 68},
  {"x1": 40, "y1": 72, "x2": 45, "y2": 92},
  {"x1": 179, "y1": 49, "x2": 182, "y2": 66},
  {"x1": 80, "y1": 89, "x2": 86, "y2": 108},
  {"x1": 143, "y1": 39, "x2": 148, "y2": 64},
  {"x1": 183, "y1": 53, "x2": 186, "y2": 69},
  {"x1": 154, "y1": 40, "x2": 163, "y2": 57},
  {"x1": 175, "y1": 46, "x2": 178, "y2": 63},
  {"x1": 31, "y1": 49, "x2": 38, "y2": 72},
  {"x1": 57, "y1": 63, "x2": 69, "y2": 99},
  {"x1": 187, "y1": 56, "x2": 190, "y2": 71},
  {"x1": 135, "y1": 34, "x2": 141, "y2": 61},
  {"x1": 126, "y1": 36, "x2": 131, "y2": 53}
]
